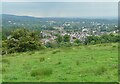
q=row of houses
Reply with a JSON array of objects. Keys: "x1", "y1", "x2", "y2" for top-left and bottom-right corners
[
  {"x1": 40, "y1": 26, "x2": 119, "y2": 44},
  {"x1": 40, "y1": 28, "x2": 94, "y2": 44}
]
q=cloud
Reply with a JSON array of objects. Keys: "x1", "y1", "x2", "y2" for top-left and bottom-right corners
[{"x1": 2, "y1": 2, "x2": 118, "y2": 17}]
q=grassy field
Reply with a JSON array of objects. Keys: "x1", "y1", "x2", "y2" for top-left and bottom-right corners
[{"x1": 2, "y1": 43, "x2": 118, "y2": 82}]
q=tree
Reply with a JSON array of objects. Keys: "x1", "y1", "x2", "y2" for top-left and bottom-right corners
[
  {"x1": 63, "y1": 34, "x2": 70, "y2": 42},
  {"x1": 74, "y1": 39, "x2": 81, "y2": 45},
  {"x1": 55, "y1": 35, "x2": 63, "y2": 43},
  {"x1": 3, "y1": 29, "x2": 43, "y2": 54}
]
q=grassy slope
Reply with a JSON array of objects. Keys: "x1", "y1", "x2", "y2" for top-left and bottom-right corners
[{"x1": 2, "y1": 43, "x2": 118, "y2": 82}]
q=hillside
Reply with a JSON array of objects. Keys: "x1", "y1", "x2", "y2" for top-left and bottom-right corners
[
  {"x1": 2, "y1": 14, "x2": 117, "y2": 31},
  {"x1": 2, "y1": 43, "x2": 118, "y2": 82}
]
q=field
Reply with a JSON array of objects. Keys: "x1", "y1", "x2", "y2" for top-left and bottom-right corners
[{"x1": 2, "y1": 43, "x2": 118, "y2": 82}]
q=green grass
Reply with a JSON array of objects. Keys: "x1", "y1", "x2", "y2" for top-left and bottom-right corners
[{"x1": 2, "y1": 43, "x2": 118, "y2": 82}]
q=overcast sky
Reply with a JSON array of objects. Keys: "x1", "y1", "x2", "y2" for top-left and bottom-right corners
[
  {"x1": 1, "y1": 1, "x2": 118, "y2": 18},
  {"x1": 1, "y1": 0, "x2": 119, "y2": 2}
]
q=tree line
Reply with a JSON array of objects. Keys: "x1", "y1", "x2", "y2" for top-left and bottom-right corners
[{"x1": 2, "y1": 28, "x2": 119, "y2": 55}]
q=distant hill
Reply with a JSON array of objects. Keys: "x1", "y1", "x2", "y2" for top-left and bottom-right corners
[{"x1": 1, "y1": 14, "x2": 118, "y2": 31}]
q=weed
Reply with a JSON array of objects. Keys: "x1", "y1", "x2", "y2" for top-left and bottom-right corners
[
  {"x1": 39, "y1": 57, "x2": 45, "y2": 62},
  {"x1": 112, "y1": 45, "x2": 117, "y2": 48},
  {"x1": 2, "y1": 67, "x2": 6, "y2": 73},
  {"x1": 2, "y1": 59, "x2": 10, "y2": 64},
  {"x1": 97, "y1": 44, "x2": 102, "y2": 46},
  {"x1": 23, "y1": 63, "x2": 31, "y2": 70},
  {"x1": 85, "y1": 46, "x2": 91, "y2": 50},
  {"x1": 94, "y1": 66, "x2": 107, "y2": 75},
  {"x1": 76, "y1": 60, "x2": 80, "y2": 65},
  {"x1": 30, "y1": 67, "x2": 53, "y2": 77},
  {"x1": 103, "y1": 44, "x2": 107, "y2": 46},
  {"x1": 56, "y1": 61, "x2": 62, "y2": 65},
  {"x1": 52, "y1": 49, "x2": 61, "y2": 54},
  {"x1": 29, "y1": 51, "x2": 35, "y2": 55}
]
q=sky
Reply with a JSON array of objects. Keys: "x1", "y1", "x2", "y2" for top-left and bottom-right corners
[
  {"x1": 1, "y1": 0, "x2": 119, "y2": 2},
  {"x1": 1, "y1": 0, "x2": 118, "y2": 18}
]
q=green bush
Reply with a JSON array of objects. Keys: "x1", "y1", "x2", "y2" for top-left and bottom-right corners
[
  {"x1": 74, "y1": 39, "x2": 81, "y2": 46},
  {"x1": 63, "y1": 34, "x2": 70, "y2": 42},
  {"x1": 2, "y1": 48, "x2": 7, "y2": 55},
  {"x1": 59, "y1": 42, "x2": 72, "y2": 47},
  {"x1": 45, "y1": 42, "x2": 58, "y2": 48}
]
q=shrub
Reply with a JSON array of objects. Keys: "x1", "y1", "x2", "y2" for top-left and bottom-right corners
[
  {"x1": 30, "y1": 67, "x2": 53, "y2": 77},
  {"x1": 55, "y1": 35, "x2": 63, "y2": 43},
  {"x1": 2, "y1": 49, "x2": 7, "y2": 55},
  {"x1": 61, "y1": 42, "x2": 72, "y2": 47},
  {"x1": 45, "y1": 42, "x2": 58, "y2": 48},
  {"x1": 63, "y1": 34, "x2": 70, "y2": 42},
  {"x1": 74, "y1": 39, "x2": 81, "y2": 46},
  {"x1": 90, "y1": 40, "x2": 96, "y2": 45}
]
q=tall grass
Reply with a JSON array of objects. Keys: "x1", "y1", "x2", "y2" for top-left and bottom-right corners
[{"x1": 30, "y1": 67, "x2": 53, "y2": 77}]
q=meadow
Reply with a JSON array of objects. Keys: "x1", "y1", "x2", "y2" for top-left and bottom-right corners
[{"x1": 2, "y1": 43, "x2": 118, "y2": 82}]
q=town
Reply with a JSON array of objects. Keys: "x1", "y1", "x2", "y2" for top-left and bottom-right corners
[
  {"x1": 2, "y1": 15, "x2": 118, "y2": 45},
  {"x1": 39, "y1": 20, "x2": 118, "y2": 44}
]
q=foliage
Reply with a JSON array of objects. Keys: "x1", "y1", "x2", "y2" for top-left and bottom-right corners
[
  {"x1": 55, "y1": 35, "x2": 63, "y2": 43},
  {"x1": 63, "y1": 34, "x2": 70, "y2": 42},
  {"x1": 2, "y1": 29, "x2": 43, "y2": 54},
  {"x1": 85, "y1": 34, "x2": 119, "y2": 45},
  {"x1": 74, "y1": 39, "x2": 82, "y2": 45},
  {"x1": 45, "y1": 42, "x2": 58, "y2": 48}
]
